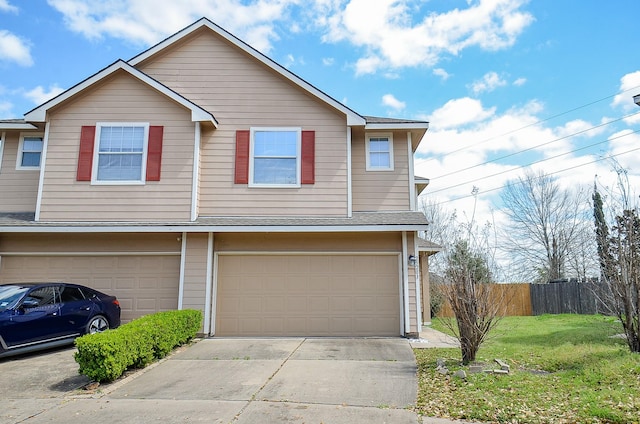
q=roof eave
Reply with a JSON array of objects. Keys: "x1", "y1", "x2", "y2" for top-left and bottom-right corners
[
  {"x1": 364, "y1": 122, "x2": 429, "y2": 131},
  {"x1": 635, "y1": 94, "x2": 640, "y2": 106}
]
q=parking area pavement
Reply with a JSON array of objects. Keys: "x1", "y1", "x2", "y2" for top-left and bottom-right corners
[
  {"x1": 1, "y1": 335, "x2": 478, "y2": 424},
  {"x1": 0, "y1": 346, "x2": 90, "y2": 423}
]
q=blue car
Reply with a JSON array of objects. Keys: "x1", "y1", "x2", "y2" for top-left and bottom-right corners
[{"x1": 0, "y1": 282, "x2": 121, "y2": 358}]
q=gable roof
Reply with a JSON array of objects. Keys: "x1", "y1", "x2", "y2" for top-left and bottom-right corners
[
  {"x1": 128, "y1": 17, "x2": 366, "y2": 126},
  {"x1": 24, "y1": 60, "x2": 218, "y2": 127}
]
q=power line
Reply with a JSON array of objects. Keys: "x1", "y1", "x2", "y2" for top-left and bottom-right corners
[
  {"x1": 421, "y1": 84, "x2": 640, "y2": 164},
  {"x1": 430, "y1": 110, "x2": 640, "y2": 181},
  {"x1": 428, "y1": 133, "x2": 640, "y2": 206},
  {"x1": 426, "y1": 127, "x2": 640, "y2": 195}
]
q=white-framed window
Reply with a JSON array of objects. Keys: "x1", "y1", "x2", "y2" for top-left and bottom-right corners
[
  {"x1": 365, "y1": 133, "x2": 394, "y2": 171},
  {"x1": 93, "y1": 122, "x2": 149, "y2": 184},
  {"x1": 249, "y1": 127, "x2": 301, "y2": 187},
  {"x1": 16, "y1": 134, "x2": 44, "y2": 170}
]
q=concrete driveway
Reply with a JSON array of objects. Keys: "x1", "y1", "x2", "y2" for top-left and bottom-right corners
[{"x1": 2, "y1": 338, "x2": 422, "y2": 423}]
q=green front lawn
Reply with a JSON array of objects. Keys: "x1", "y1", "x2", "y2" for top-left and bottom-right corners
[{"x1": 414, "y1": 315, "x2": 640, "y2": 423}]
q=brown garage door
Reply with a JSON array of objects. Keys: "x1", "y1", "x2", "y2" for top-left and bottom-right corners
[
  {"x1": 0, "y1": 255, "x2": 180, "y2": 322},
  {"x1": 215, "y1": 254, "x2": 401, "y2": 336}
]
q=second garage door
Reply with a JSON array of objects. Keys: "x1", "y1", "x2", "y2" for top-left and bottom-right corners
[
  {"x1": 215, "y1": 254, "x2": 401, "y2": 336},
  {"x1": 0, "y1": 255, "x2": 180, "y2": 322}
]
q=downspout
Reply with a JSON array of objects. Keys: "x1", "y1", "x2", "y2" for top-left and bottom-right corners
[
  {"x1": 204, "y1": 232, "x2": 214, "y2": 334},
  {"x1": 414, "y1": 234, "x2": 422, "y2": 330},
  {"x1": 177, "y1": 232, "x2": 187, "y2": 309},
  {"x1": 407, "y1": 131, "x2": 416, "y2": 211},
  {"x1": 34, "y1": 121, "x2": 50, "y2": 222},
  {"x1": 347, "y1": 127, "x2": 353, "y2": 218},
  {"x1": 190, "y1": 122, "x2": 201, "y2": 222},
  {"x1": 402, "y1": 232, "x2": 411, "y2": 334}
]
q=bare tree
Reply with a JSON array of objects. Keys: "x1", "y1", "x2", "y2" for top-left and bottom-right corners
[
  {"x1": 440, "y1": 240, "x2": 501, "y2": 364},
  {"x1": 419, "y1": 197, "x2": 462, "y2": 275},
  {"x1": 594, "y1": 169, "x2": 640, "y2": 353},
  {"x1": 422, "y1": 191, "x2": 503, "y2": 364},
  {"x1": 500, "y1": 170, "x2": 593, "y2": 283}
]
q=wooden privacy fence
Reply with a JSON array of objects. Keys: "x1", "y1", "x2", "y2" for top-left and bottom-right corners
[
  {"x1": 437, "y1": 283, "x2": 532, "y2": 317},
  {"x1": 530, "y1": 282, "x2": 614, "y2": 315},
  {"x1": 436, "y1": 281, "x2": 614, "y2": 317}
]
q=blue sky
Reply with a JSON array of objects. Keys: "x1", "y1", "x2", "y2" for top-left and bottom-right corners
[{"x1": 1, "y1": 0, "x2": 640, "y2": 225}]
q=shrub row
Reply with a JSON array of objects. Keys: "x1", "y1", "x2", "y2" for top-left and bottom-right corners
[{"x1": 75, "y1": 309, "x2": 202, "y2": 382}]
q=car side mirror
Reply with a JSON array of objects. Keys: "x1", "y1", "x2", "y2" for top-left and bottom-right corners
[{"x1": 19, "y1": 299, "x2": 40, "y2": 310}]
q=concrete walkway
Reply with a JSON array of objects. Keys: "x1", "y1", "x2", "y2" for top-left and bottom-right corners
[{"x1": 412, "y1": 326, "x2": 461, "y2": 349}]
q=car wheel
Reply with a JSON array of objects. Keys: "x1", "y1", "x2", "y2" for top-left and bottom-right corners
[{"x1": 86, "y1": 315, "x2": 109, "y2": 334}]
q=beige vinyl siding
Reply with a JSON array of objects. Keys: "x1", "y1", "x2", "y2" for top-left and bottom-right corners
[
  {"x1": 0, "y1": 131, "x2": 39, "y2": 212},
  {"x1": 137, "y1": 29, "x2": 349, "y2": 217},
  {"x1": 351, "y1": 129, "x2": 411, "y2": 212},
  {"x1": 38, "y1": 71, "x2": 195, "y2": 222},
  {"x1": 181, "y1": 233, "x2": 209, "y2": 312}
]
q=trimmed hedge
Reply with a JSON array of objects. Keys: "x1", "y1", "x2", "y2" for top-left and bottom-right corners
[{"x1": 75, "y1": 309, "x2": 202, "y2": 382}]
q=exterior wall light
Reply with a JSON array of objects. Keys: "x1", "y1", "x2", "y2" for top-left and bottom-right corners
[{"x1": 408, "y1": 254, "x2": 417, "y2": 267}]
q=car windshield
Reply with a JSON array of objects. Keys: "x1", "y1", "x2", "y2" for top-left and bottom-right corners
[{"x1": 0, "y1": 286, "x2": 30, "y2": 312}]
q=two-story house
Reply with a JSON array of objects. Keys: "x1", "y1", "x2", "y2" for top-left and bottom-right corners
[{"x1": 0, "y1": 18, "x2": 434, "y2": 338}]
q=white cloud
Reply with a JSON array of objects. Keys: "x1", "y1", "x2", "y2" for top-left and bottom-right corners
[
  {"x1": 470, "y1": 71, "x2": 508, "y2": 94},
  {"x1": 428, "y1": 97, "x2": 495, "y2": 130},
  {"x1": 354, "y1": 55, "x2": 383, "y2": 76},
  {"x1": 433, "y1": 68, "x2": 451, "y2": 80},
  {"x1": 382, "y1": 93, "x2": 405, "y2": 112},
  {"x1": 607, "y1": 129, "x2": 640, "y2": 172},
  {"x1": 0, "y1": 30, "x2": 33, "y2": 66},
  {"x1": 513, "y1": 77, "x2": 526, "y2": 86},
  {"x1": 0, "y1": 100, "x2": 13, "y2": 118},
  {"x1": 322, "y1": 57, "x2": 334, "y2": 66},
  {"x1": 417, "y1": 96, "x2": 609, "y2": 197},
  {"x1": 0, "y1": 0, "x2": 17, "y2": 13},
  {"x1": 46, "y1": 0, "x2": 297, "y2": 52},
  {"x1": 322, "y1": 0, "x2": 533, "y2": 75},
  {"x1": 611, "y1": 71, "x2": 640, "y2": 125},
  {"x1": 24, "y1": 84, "x2": 65, "y2": 105}
]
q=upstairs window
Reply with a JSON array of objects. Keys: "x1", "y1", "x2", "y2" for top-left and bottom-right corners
[
  {"x1": 250, "y1": 128, "x2": 301, "y2": 187},
  {"x1": 77, "y1": 123, "x2": 163, "y2": 184},
  {"x1": 365, "y1": 133, "x2": 394, "y2": 171},
  {"x1": 94, "y1": 123, "x2": 148, "y2": 183},
  {"x1": 17, "y1": 134, "x2": 43, "y2": 170},
  {"x1": 235, "y1": 129, "x2": 315, "y2": 186}
]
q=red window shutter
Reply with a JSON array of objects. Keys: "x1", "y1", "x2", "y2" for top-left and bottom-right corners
[
  {"x1": 301, "y1": 130, "x2": 315, "y2": 184},
  {"x1": 146, "y1": 126, "x2": 164, "y2": 181},
  {"x1": 235, "y1": 130, "x2": 250, "y2": 184},
  {"x1": 77, "y1": 126, "x2": 96, "y2": 181}
]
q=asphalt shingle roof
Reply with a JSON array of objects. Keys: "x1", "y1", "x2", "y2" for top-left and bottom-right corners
[{"x1": 0, "y1": 211, "x2": 428, "y2": 232}]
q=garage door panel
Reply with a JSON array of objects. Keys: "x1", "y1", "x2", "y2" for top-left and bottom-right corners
[
  {"x1": 216, "y1": 254, "x2": 400, "y2": 337},
  {"x1": 0, "y1": 255, "x2": 179, "y2": 323}
]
